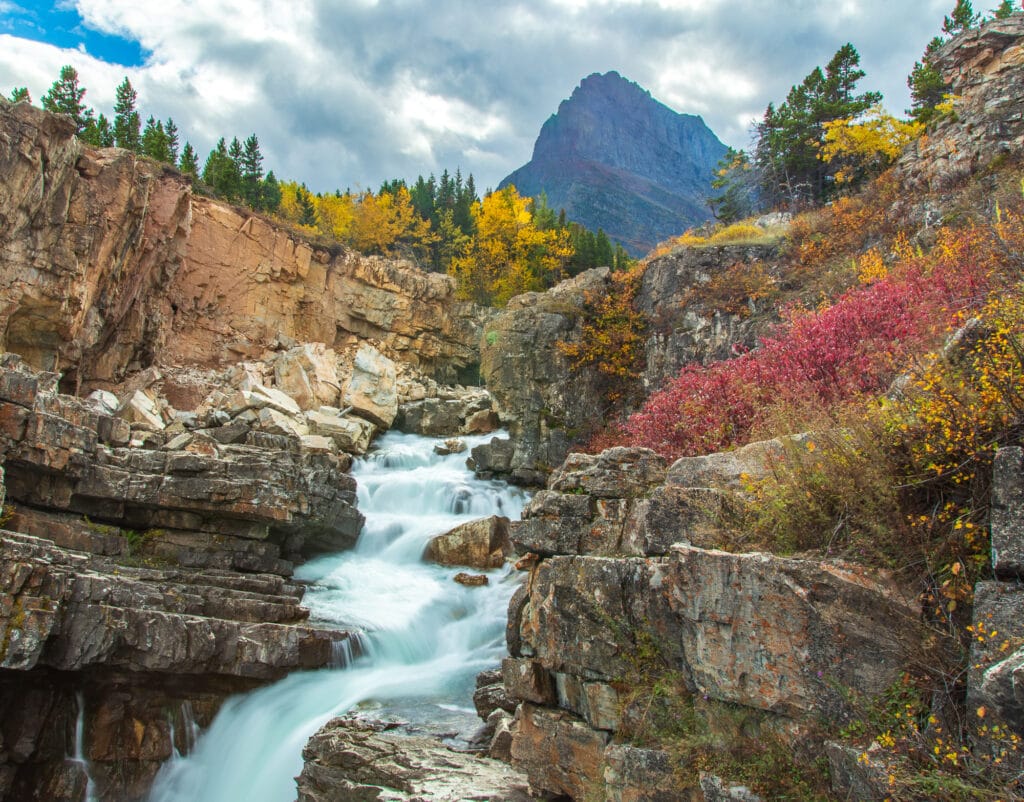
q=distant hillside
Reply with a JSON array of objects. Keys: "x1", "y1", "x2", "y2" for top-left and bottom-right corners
[{"x1": 499, "y1": 71, "x2": 727, "y2": 256}]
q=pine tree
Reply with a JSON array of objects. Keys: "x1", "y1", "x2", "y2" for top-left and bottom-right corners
[
  {"x1": 202, "y1": 138, "x2": 242, "y2": 199},
  {"x1": 141, "y1": 116, "x2": 173, "y2": 162},
  {"x1": 262, "y1": 171, "x2": 282, "y2": 213},
  {"x1": 709, "y1": 148, "x2": 758, "y2": 222},
  {"x1": 164, "y1": 118, "x2": 179, "y2": 164},
  {"x1": 754, "y1": 43, "x2": 880, "y2": 205},
  {"x1": 41, "y1": 65, "x2": 92, "y2": 133},
  {"x1": 9, "y1": 87, "x2": 30, "y2": 103},
  {"x1": 178, "y1": 142, "x2": 199, "y2": 178},
  {"x1": 594, "y1": 229, "x2": 614, "y2": 268},
  {"x1": 993, "y1": 0, "x2": 1016, "y2": 18},
  {"x1": 241, "y1": 134, "x2": 264, "y2": 209},
  {"x1": 113, "y1": 77, "x2": 141, "y2": 152},
  {"x1": 81, "y1": 113, "x2": 115, "y2": 148},
  {"x1": 944, "y1": 0, "x2": 980, "y2": 34},
  {"x1": 297, "y1": 184, "x2": 317, "y2": 227},
  {"x1": 907, "y1": 37, "x2": 949, "y2": 125}
]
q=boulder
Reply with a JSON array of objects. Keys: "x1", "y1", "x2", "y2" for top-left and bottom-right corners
[
  {"x1": 340, "y1": 343, "x2": 398, "y2": 428},
  {"x1": 509, "y1": 704, "x2": 609, "y2": 800},
  {"x1": 468, "y1": 437, "x2": 515, "y2": 477},
  {"x1": 273, "y1": 343, "x2": 340, "y2": 410},
  {"x1": 423, "y1": 516, "x2": 512, "y2": 570},
  {"x1": 117, "y1": 390, "x2": 165, "y2": 431},
  {"x1": 454, "y1": 572, "x2": 489, "y2": 586},
  {"x1": 256, "y1": 407, "x2": 309, "y2": 439},
  {"x1": 305, "y1": 408, "x2": 375, "y2": 455},
  {"x1": 549, "y1": 447, "x2": 668, "y2": 499},
  {"x1": 990, "y1": 446, "x2": 1024, "y2": 579},
  {"x1": 296, "y1": 717, "x2": 532, "y2": 802}
]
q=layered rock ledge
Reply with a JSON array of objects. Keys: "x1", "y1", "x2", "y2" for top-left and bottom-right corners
[{"x1": 0, "y1": 355, "x2": 362, "y2": 800}]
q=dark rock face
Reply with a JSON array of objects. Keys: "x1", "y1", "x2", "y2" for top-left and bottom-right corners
[
  {"x1": 479, "y1": 269, "x2": 610, "y2": 485},
  {"x1": 497, "y1": 446, "x2": 925, "y2": 800},
  {"x1": 637, "y1": 243, "x2": 781, "y2": 391},
  {"x1": 500, "y1": 71, "x2": 728, "y2": 256}
]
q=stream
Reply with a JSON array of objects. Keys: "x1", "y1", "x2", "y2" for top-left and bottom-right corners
[{"x1": 147, "y1": 430, "x2": 528, "y2": 802}]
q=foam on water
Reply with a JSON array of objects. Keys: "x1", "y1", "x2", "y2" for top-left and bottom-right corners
[{"x1": 147, "y1": 430, "x2": 527, "y2": 802}]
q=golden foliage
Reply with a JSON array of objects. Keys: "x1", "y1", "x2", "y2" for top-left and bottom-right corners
[
  {"x1": 448, "y1": 185, "x2": 572, "y2": 306},
  {"x1": 820, "y1": 105, "x2": 924, "y2": 183}
]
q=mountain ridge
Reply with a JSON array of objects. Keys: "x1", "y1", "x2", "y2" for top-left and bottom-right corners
[{"x1": 500, "y1": 70, "x2": 728, "y2": 256}]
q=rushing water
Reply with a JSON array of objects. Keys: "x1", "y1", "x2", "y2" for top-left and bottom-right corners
[
  {"x1": 147, "y1": 430, "x2": 528, "y2": 802},
  {"x1": 71, "y1": 692, "x2": 98, "y2": 802}
]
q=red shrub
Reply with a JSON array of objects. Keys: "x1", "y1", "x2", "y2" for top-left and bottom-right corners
[{"x1": 624, "y1": 225, "x2": 1001, "y2": 459}]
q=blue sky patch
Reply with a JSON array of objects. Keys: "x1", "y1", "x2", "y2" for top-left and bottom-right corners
[{"x1": 0, "y1": 1, "x2": 147, "y2": 66}]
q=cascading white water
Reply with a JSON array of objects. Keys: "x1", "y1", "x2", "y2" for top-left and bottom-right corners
[
  {"x1": 71, "y1": 692, "x2": 98, "y2": 802},
  {"x1": 147, "y1": 431, "x2": 527, "y2": 802}
]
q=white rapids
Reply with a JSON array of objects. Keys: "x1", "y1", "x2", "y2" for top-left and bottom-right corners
[{"x1": 147, "y1": 430, "x2": 527, "y2": 802}]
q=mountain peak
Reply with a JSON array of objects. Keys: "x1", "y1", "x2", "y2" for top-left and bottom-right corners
[{"x1": 501, "y1": 73, "x2": 727, "y2": 256}]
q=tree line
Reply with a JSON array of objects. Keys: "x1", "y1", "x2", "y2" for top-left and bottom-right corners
[
  {"x1": 8, "y1": 67, "x2": 282, "y2": 213},
  {"x1": 710, "y1": 0, "x2": 1018, "y2": 220}
]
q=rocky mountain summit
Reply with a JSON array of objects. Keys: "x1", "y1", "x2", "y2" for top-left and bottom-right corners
[{"x1": 499, "y1": 71, "x2": 728, "y2": 255}]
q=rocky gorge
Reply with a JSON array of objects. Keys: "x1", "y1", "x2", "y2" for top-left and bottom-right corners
[{"x1": 0, "y1": 13, "x2": 1023, "y2": 802}]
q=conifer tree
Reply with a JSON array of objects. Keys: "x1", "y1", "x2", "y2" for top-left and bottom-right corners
[
  {"x1": 179, "y1": 142, "x2": 199, "y2": 178},
  {"x1": 262, "y1": 170, "x2": 282, "y2": 213},
  {"x1": 907, "y1": 37, "x2": 949, "y2": 125},
  {"x1": 594, "y1": 229, "x2": 614, "y2": 268},
  {"x1": 41, "y1": 65, "x2": 92, "y2": 133},
  {"x1": 202, "y1": 138, "x2": 242, "y2": 199},
  {"x1": 297, "y1": 184, "x2": 317, "y2": 227},
  {"x1": 709, "y1": 148, "x2": 758, "y2": 222},
  {"x1": 9, "y1": 87, "x2": 30, "y2": 103},
  {"x1": 164, "y1": 118, "x2": 179, "y2": 164},
  {"x1": 754, "y1": 43, "x2": 880, "y2": 205},
  {"x1": 141, "y1": 116, "x2": 173, "y2": 162},
  {"x1": 944, "y1": 0, "x2": 980, "y2": 33},
  {"x1": 241, "y1": 134, "x2": 264, "y2": 209},
  {"x1": 81, "y1": 113, "x2": 115, "y2": 148},
  {"x1": 113, "y1": 77, "x2": 141, "y2": 152},
  {"x1": 993, "y1": 0, "x2": 1016, "y2": 18}
]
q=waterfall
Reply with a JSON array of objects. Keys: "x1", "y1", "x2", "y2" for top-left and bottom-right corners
[
  {"x1": 70, "y1": 692, "x2": 97, "y2": 802},
  {"x1": 147, "y1": 430, "x2": 527, "y2": 802}
]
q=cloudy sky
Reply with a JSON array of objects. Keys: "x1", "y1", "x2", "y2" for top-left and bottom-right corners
[{"x1": 1, "y1": 0, "x2": 959, "y2": 193}]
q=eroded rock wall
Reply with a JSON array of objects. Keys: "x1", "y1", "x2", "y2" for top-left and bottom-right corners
[
  {"x1": 0, "y1": 98, "x2": 487, "y2": 389},
  {"x1": 0, "y1": 355, "x2": 361, "y2": 801},
  {"x1": 895, "y1": 15, "x2": 1024, "y2": 195},
  {"x1": 497, "y1": 446, "x2": 925, "y2": 800}
]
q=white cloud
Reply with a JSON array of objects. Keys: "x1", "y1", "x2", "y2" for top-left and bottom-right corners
[{"x1": 0, "y1": 0, "x2": 954, "y2": 191}]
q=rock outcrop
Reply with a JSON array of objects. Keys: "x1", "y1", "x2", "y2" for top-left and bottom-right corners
[
  {"x1": 0, "y1": 354, "x2": 363, "y2": 800},
  {"x1": 479, "y1": 269, "x2": 610, "y2": 484},
  {"x1": 495, "y1": 446, "x2": 925, "y2": 800},
  {"x1": 895, "y1": 14, "x2": 1024, "y2": 196},
  {"x1": 0, "y1": 98, "x2": 488, "y2": 390},
  {"x1": 637, "y1": 243, "x2": 780, "y2": 391},
  {"x1": 296, "y1": 717, "x2": 532, "y2": 802}
]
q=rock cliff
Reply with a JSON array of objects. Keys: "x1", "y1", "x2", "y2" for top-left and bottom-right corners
[
  {"x1": 492, "y1": 445, "x2": 962, "y2": 800},
  {"x1": 895, "y1": 14, "x2": 1024, "y2": 197},
  {"x1": 0, "y1": 355, "x2": 362, "y2": 800},
  {"x1": 0, "y1": 97, "x2": 487, "y2": 390},
  {"x1": 499, "y1": 71, "x2": 727, "y2": 256}
]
